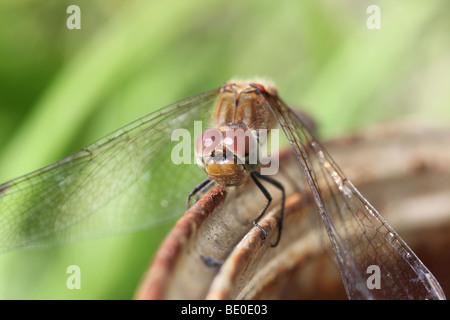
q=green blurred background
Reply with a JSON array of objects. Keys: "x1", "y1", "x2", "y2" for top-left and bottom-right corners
[{"x1": 0, "y1": 0, "x2": 449, "y2": 299}]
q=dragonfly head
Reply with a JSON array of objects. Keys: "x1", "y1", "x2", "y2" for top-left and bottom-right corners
[{"x1": 195, "y1": 127, "x2": 259, "y2": 187}]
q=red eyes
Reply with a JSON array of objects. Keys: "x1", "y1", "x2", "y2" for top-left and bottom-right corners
[
  {"x1": 195, "y1": 128, "x2": 222, "y2": 156},
  {"x1": 224, "y1": 128, "x2": 257, "y2": 158},
  {"x1": 195, "y1": 128, "x2": 257, "y2": 159}
]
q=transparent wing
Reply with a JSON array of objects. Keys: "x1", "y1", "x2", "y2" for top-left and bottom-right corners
[
  {"x1": 266, "y1": 95, "x2": 446, "y2": 300},
  {"x1": 0, "y1": 88, "x2": 221, "y2": 251}
]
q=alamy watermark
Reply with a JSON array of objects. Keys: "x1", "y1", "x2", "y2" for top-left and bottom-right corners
[
  {"x1": 66, "y1": 265, "x2": 81, "y2": 290},
  {"x1": 366, "y1": 264, "x2": 381, "y2": 290},
  {"x1": 66, "y1": 5, "x2": 81, "y2": 30},
  {"x1": 366, "y1": 5, "x2": 381, "y2": 30}
]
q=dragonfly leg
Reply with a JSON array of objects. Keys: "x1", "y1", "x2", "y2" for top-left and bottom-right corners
[
  {"x1": 196, "y1": 179, "x2": 216, "y2": 202},
  {"x1": 250, "y1": 171, "x2": 285, "y2": 247},
  {"x1": 186, "y1": 178, "x2": 213, "y2": 209}
]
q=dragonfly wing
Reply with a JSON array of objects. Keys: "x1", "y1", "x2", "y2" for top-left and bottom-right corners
[
  {"x1": 266, "y1": 95, "x2": 446, "y2": 300},
  {"x1": 0, "y1": 89, "x2": 221, "y2": 251}
]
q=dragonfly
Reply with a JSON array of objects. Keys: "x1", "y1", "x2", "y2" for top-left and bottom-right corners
[{"x1": 0, "y1": 79, "x2": 445, "y2": 300}]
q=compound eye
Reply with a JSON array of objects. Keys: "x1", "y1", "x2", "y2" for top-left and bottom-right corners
[
  {"x1": 223, "y1": 128, "x2": 257, "y2": 159},
  {"x1": 195, "y1": 128, "x2": 222, "y2": 157}
]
